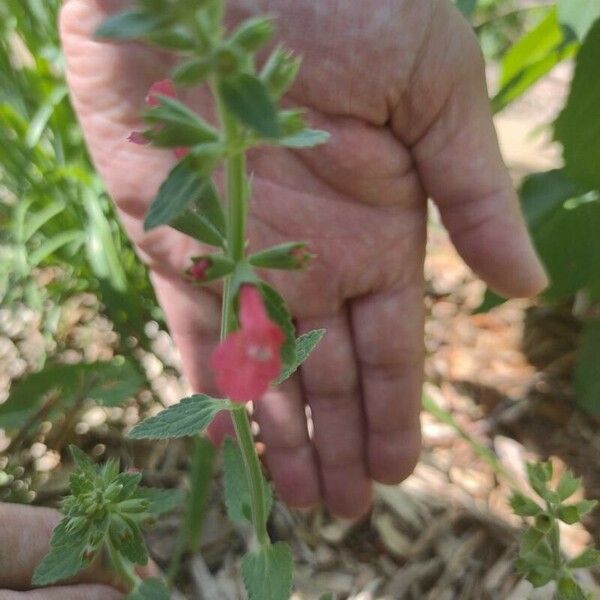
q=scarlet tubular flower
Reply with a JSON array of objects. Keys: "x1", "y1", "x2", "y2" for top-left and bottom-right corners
[
  {"x1": 128, "y1": 79, "x2": 189, "y2": 159},
  {"x1": 211, "y1": 285, "x2": 284, "y2": 403}
]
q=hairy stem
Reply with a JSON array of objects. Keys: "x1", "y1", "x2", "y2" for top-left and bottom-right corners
[
  {"x1": 215, "y1": 79, "x2": 270, "y2": 548},
  {"x1": 106, "y1": 539, "x2": 142, "y2": 592}
]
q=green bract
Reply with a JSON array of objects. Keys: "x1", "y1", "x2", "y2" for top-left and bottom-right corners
[
  {"x1": 512, "y1": 462, "x2": 599, "y2": 599},
  {"x1": 32, "y1": 446, "x2": 182, "y2": 588}
]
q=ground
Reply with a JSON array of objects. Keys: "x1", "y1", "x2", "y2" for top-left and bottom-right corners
[{"x1": 1, "y1": 64, "x2": 599, "y2": 599}]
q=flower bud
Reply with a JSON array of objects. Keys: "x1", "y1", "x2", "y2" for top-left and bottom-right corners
[
  {"x1": 278, "y1": 110, "x2": 306, "y2": 137},
  {"x1": 215, "y1": 47, "x2": 242, "y2": 76},
  {"x1": 229, "y1": 16, "x2": 274, "y2": 52},
  {"x1": 187, "y1": 254, "x2": 235, "y2": 283},
  {"x1": 103, "y1": 482, "x2": 123, "y2": 502},
  {"x1": 249, "y1": 242, "x2": 313, "y2": 270},
  {"x1": 118, "y1": 498, "x2": 150, "y2": 514},
  {"x1": 260, "y1": 46, "x2": 301, "y2": 99}
]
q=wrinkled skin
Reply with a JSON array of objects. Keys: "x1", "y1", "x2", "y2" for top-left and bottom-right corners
[{"x1": 60, "y1": 0, "x2": 546, "y2": 520}]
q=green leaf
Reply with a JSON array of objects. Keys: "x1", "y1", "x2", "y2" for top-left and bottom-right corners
[
  {"x1": 241, "y1": 542, "x2": 294, "y2": 600},
  {"x1": 279, "y1": 129, "x2": 330, "y2": 148},
  {"x1": 525, "y1": 564, "x2": 556, "y2": 588},
  {"x1": 145, "y1": 96, "x2": 219, "y2": 148},
  {"x1": 137, "y1": 488, "x2": 184, "y2": 515},
  {"x1": 575, "y1": 321, "x2": 600, "y2": 415},
  {"x1": 95, "y1": 10, "x2": 165, "y2": 41},
  {"x1": 128, "y1": 395, "x2": 230, "y2": 439},
  {"x1": 568, "y1": 547, "x2": 600, "y2": 570},
  {"x1": 527, "y1": 462, "x2": 552, "y2": 498},
  {"x1": 126, "y1": 578, "x2": 170, "y2": 600},
  {"x1": 558, "y1": 505, "x2": 581, "y2": 525},
  {"x1": 455, "y1": 0, "x2": 478, "y2": 18},
  {"x1": 259, "y1": 283, "x2": 296, "y2": 371},
  {"x1": 277, "y1": 329, "x2": 326, "y2": 384},
  {"x1": 145, "y1": 158, "x2": 209, "y2": 232},
  {"x1": 557, "y1": 471, "x2": 582, "y2": 502},
  {"x1": 223, "y1": 438, "x2": 252, "y2": 524},
  {"x1": 575, "y1": 499, "x2": 597, "y2": 516},
  {"x1": 88, "y1": 358, "x2": 145, "y2": 407},
  {"x1": 555, "y1": 20, "x2": 600, "y2": 189},
  {"x1": 229, "y1": 16, "x2": 274, "y2": 52},
  {"x1": 169, "y1": 177, "x2": 227, "y2": 249},
  {"x1": 510, "y1": 492, "x2": 543, "y2": 517},
  {"x1": 319, "y1": 595, "x2": 335, "y2": 600},
  {"x1": 521, "y1": 169, "x2": 588, "y2": 230},
  {"x1": 520, "y1": 527, "x2": 545, "y2": 555},
  {"x1": 173, "y1": 57, "x2": 214, "y2": 87},
  {"x1": 219, "y1": 74, "x2": 280, "y2": 138},
  {"x1": 116, "y1": 518, "x2": 148, "y2": 565},
  {"x1": 558, "y1": 0, "x2": 600, "y2": 40},
  {"x1": 32, "y1": 523, "x2": 91, "y2": 586},
  {"x1": 223, "y1": 438, "x2": 272, "y2": 526},
  {"x1": 557, "y1": 576, "x2": 589, "y2": 600},
  {"x1": 183, "y1": 437, "x2": 216, "y2": 554},
  {"x1": 492, "y1": 9, "x2": 577, "y2": 113},
  {"x1": 532, "y1": 193, "x2": 600, "y2": 300}
]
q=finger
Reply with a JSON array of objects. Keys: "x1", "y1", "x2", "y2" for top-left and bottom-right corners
[
  {"x1": 1, "y1": 584, "x2": 122, "y2": 600},
  {"x1": 392, "y1": 3, "x2": 547, "y2": 298},
  {"x1": 298, "y1": 312, "x2": 372, "y2": 519},
  {"x1": 254, "y1": 376, "x2": 321, "y2": 509},
  {"x1": 350, "y1": 277, "x2": 424, "y2": 485}
]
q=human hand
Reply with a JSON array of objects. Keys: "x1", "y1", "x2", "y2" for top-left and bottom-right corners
[
  {"x1": 0, "y1": 503, "x2": 124, "y2": 599},
  {"x1": 60, "y1": 0, "x2": 546, "y2": 519}
]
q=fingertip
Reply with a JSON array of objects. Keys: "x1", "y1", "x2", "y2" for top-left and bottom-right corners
[
  {"x1": 368, "y1": 428, "x2": 421, "y2": 485},
  {"x1": 322, "y1": 466, "x2": 373, "y2": 520}
]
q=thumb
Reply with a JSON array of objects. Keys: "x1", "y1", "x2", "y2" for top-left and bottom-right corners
[{"x1": 395, "y1": 3, "x2": 547, "y2": 298}]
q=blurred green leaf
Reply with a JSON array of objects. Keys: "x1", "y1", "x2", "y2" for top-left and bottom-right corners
[
  {"x1": 137, "y1": 488, "x2": 184, "y2": 516},
  {"x1": 145, "y1": 96, "x2": 219, "y2": 148},
  {"x1": 279, "y1": 129, "x2": 330, "y2": 148},
  {"x1": 492, "y1": 9, "x2": 577, "y2": 113},
  {"x1": 567, "y1": 547, "x2": 600, "y2": 569},
  {"x1": 259, "y1": 283, "x2": 296, "y2": 370},
  {"x1": 95, "y1": 10, "x2": 165, "y2": 41},
  {"x1": 521, "y1": 170, "x2": 588, "y2": 230},
  {"x1": 455, "y1": 0, "x2": 478, "y2": 18},
  {"x1": 277, "y1": 329, "x2": 326, "y2": 384},
  {"x1": 555, "y1": 20, "x2": 600, "y2": 189},
  {"x1": 126, "y1": 578, "x2": 170, "y2": 600},
  {"x1": 559, "y1": 0, "x2": 600, "y2": 40},
  {"x1": 219, "y1": 74, "x2": 280, "y2": 138},
  {"x1": 575, "y1": 321, "x2": 600, "y2": 414},
  {"x1": 0, "y1": 359, "x2": 144, "y2": 430},
  {"x1": 169, "y1": 178, "x2": 227, "y2": 248},
  {"x1": 241, "y1": 542, "x2": 293, "y2": 600}
]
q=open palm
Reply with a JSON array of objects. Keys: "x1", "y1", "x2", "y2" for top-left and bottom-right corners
[{"x1": 61, "y1": 0, "x2": 546, "y2": 518}]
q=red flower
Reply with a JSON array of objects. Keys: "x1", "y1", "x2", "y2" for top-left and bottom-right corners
[
  {"x1": 189, "y1": 258, "x2": 211, "y2": 281},
  {"x1": 128, "y1": 79, "x2": 189, "y2": 159},
  {"x1": 211, "y1": 285, "x2": 284, "y2": 403}
]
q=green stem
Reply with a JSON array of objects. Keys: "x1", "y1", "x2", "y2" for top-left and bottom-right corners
[
  {"x1": 106, "y1": 539, "x2": 142, "y2": 592},
  {"x1": 215, "y1": 78, "x2": 270, "y2": 548},
  {"x1": 232, "y1": 405, "x2": 269, "y2": 546}
]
